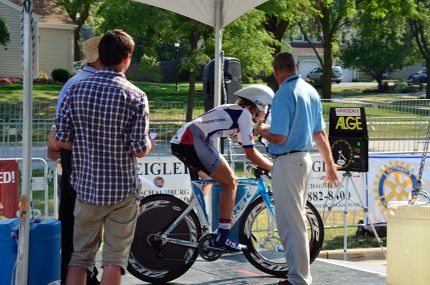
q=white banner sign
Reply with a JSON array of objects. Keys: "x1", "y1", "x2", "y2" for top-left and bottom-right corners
[
  {"x1": 137, "y1": 156, "x2": 193, "y2": 202},
  {"x1": 137, "y1": 154, "x2": 366, "y2": 212},
  {"x1": 366, "y1": 155, "x2": 430, "y2": 224},
  {"x1": 308, "y1": 154, "x2": 365, "y2": 211},
  {"x1": 136, "y1": 154, "x2": 430, "y2": 225}
]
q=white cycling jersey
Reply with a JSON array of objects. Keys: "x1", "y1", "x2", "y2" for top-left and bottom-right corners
[{"x1": 171, "y1": 104, "x2": 255, "y2": 148}]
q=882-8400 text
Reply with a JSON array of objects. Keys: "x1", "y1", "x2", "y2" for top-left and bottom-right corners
[
  {"x1": 306, "y1": 189, "x2": 363, "y2": 211},
  {"x1": 307, "y1": 190, "x2": 351, "y2": 202}
]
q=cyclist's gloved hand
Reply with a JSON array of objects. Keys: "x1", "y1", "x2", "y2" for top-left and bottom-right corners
[{"x1": 253, "y1": 166, "x2": 271, "y2": 178}]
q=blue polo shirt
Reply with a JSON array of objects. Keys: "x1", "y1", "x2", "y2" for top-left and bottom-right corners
[
  {"x1": 55, "y1": 65, "x2": 97, "y2": 115},
  {"x1": 268, "y1": 74, "x2": 325, "y2": 155}
]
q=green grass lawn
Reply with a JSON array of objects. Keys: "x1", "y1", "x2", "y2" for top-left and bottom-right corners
[
  {"x1": 1, "y1": 81, "x2": 427, "y2": 140},
  {"x1": 0, "y1": 82, "x2": 205, "y2": 103}
]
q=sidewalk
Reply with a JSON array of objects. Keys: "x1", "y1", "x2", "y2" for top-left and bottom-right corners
[{"x1": 318, "y1": 247, "x2": 386, "y2": 261}]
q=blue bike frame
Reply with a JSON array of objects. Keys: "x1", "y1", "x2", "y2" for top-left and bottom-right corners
[{"x1": 160, "y1": 177, "x2": 276, "y2": 248}]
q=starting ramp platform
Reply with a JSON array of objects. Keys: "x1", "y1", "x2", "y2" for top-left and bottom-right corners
[{"x1": 119, "y1": 254, "x2": 386, "y2": 285}]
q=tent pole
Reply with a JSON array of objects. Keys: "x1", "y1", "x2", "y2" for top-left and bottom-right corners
[
  {"x1": 213, "y1": 0, "x2": 223, "y2": 150},
  {"x1": 214, "y1": 0, "x2": 223, "y2": 109},
  {"x1": 16, "y1": 0, "x2": 33, "y2": 284}
]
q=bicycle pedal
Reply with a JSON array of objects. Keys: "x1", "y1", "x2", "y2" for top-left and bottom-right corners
[{"x1": 198, "y1": 234, "x2": 224, "y2": 261}]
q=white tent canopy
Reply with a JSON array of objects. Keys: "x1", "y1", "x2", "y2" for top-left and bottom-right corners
[
  {"x1": 133, "y1": 0, "x2": 267, "y2": 27},
  {"x1": 133, "y1": 0, "x2": 268, "y2": 108}
]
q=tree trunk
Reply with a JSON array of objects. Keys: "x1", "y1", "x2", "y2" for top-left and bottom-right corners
[
  {"x1": 320, "y1": 11, "x2": 332, "y2": 99},
  {"x1": 73, "y1": 27, "x2": 82, "y2": 61},
  {"x1": 186, "y1": 71, "x2": 196, "y2": 122},
  {"x1": 185, "y1": 32, "x2": 199, "y2": 121},
  {"x1": 264, "y1": 16, "x2": 289, "y2": 92},
  {"x1": 70, "y1": 3, "x2": 91, "y2": 61},
  {"x1": 376, "y1": 77, "x2": 383, "y2": 91}
]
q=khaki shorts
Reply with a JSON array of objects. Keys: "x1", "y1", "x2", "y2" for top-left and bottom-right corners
[{"x1": 70, "y1": 194, "x2": 139, "y2": 273}]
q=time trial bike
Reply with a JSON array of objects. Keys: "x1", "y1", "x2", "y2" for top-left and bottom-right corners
[{"x1": 127, "y1": 166, "x2": 324, "y2": 283}]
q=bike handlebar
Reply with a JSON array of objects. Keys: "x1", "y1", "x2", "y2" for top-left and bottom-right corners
[{"x1": 253, "y1": 166, "x2": 271, "y2": 179}]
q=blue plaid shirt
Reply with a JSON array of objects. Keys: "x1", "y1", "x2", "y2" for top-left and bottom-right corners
[{"x1": 55, "y1": 68, "x2": 150, "y2": 205}]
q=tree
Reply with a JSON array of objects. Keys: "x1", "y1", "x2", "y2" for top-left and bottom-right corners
[
  {"x1": 222, "y1": 9, "x2": 275, "y2": 82},
  {"x1": 54, "y1": 0, "x2": 99, "y2": 61},
  {"x1": 96, "y1": 1, "x2": 213, "y2": 121},
  {"x1": 173, "y1": 19, "x2": 212, "y2": 122},
  {"x1": 96, "y1": 2, "x2": 275, "y2": 121},
  {"x1": 0, "y1": 17, "x2": 10, "y2": 47},
  {"x1": 341, "y1": 2, "x2": 416, "y2": 90},
  {"x1": 258, "y1": 0, "x2": 310, "y2": 91},
  {"x1": 300, "y1": 0, "x2": 359, "y2": 99},
  {"x1": 402, "y1": 0, "x2": 430, "y2": 98}
]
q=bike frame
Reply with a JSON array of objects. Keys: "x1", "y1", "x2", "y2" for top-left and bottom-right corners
[{"x1": 160, "y1": 176, "x2": 276, "y2": 248}]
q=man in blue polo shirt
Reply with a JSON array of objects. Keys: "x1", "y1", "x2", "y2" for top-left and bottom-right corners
[{"x1": 256, "y1": 52, "x2": 340, "y2": 285}]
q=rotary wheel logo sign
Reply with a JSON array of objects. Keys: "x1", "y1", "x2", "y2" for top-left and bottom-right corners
[{"x1": 373, "y1": 161, "x2": 417, "y2": 214}]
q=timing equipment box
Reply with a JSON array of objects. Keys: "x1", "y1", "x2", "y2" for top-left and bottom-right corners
[
  {"x1": 328, "y1": 107, "x2": 369, "y2": 172},
  {"x1": 329, "y1": 136, "x2": 368, "y2": 172}
]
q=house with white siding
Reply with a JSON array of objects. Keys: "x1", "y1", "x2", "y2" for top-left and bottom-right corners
[{"x1": 0, "y1": 0, "x2": 76, "y2": 78}]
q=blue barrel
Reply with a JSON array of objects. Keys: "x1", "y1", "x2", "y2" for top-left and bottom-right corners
[
  {"x1": 211, "y1": 184, "x2": 249, "y2": 241},
  {"x1": 0, "y1": 218, "x2": 61, "y2": 285}
]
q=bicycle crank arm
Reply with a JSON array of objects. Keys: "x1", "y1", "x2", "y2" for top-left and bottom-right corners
[{"x1": 160, "y1": 237, "x2": 199, "y2": 249}]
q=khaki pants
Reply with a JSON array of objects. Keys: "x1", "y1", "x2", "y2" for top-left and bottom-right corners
[
  {"x1": 70, "y1": 194, "x2": 139, "y2": 273},
  {"x1": 272, "y1": 152, "x2": 312, "y2": 285}
]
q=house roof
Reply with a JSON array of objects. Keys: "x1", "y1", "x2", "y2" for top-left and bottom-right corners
[
  {"x1": 291, "y1": 42, "x2": 323, "y2": 56},
  {"x1": 10, "y1": 0, "x2": 75, "y2": 25}
]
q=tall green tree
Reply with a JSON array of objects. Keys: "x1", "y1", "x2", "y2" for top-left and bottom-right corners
[
  {"x1": 341, "y1": 2, "x2": 416, "y2": 90},
  {"x1": 54, "y1": 0, "x2": 99, "y2": 61},
  {"x1": 222, "y1": 9, "x2": 275, "y2": 83},
  {"x1": 0, "y1": 17, "x2": 10, "y2": 47},
  {"x1": 300, "y1": 0, "x2": 359, "y2": 99},
  {"x1": 258, "y1": 0, "x2": 311, "y2": 91},
  {"x1": 402, "y1": 0, "x2": 430, "y2": 98}
]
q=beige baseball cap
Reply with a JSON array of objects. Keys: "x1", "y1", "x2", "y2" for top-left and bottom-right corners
[{"x1": 81, "y1": 36, "x2": 102, "y2": 64}]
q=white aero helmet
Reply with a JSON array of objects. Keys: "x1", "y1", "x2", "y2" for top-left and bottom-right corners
[{"x1": 234, "y1": 84, "x2": 274, "y2": 113}]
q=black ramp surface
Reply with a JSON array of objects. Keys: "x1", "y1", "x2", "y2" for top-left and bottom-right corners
[{"x1": 120, "y1": 253, "x2": 385, "y2": 285}]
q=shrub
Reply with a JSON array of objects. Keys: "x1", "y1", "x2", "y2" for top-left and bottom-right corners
[{"x1": 51, "y1": 69, "x2": 70, "y2": 83}]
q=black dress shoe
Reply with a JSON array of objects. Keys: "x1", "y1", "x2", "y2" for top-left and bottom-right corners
[{"x1": 278, "y1": 279, "x2": 292, "y2": 285}]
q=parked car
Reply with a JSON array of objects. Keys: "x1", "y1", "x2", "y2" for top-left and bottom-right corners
[
  {"x1": 306, "y1": 66, "x2": 343, "y2": 83},
  {"x1": 407, "y1": 67, "x2": 427, "y2": 85}
]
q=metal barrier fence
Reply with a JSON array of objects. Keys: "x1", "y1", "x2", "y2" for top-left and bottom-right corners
[
  {"x1": 0, "y1": 98, "x2": 428, "y2": 159},
  {"x1": 0, "y1": 157, "x2": 54, "y2": 219}
]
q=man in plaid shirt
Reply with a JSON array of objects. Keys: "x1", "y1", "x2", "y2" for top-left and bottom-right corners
[{"x1": 54, "y1": 29, "x2": 152, "y2": 285}]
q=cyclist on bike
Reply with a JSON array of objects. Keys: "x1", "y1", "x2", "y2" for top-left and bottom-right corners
[{"x1": 171, "y1": 84, "x2": 273, "y2": 252}]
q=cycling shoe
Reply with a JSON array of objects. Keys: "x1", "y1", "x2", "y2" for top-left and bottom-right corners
[{"x1": 213, "y1": 233, "x2": 247, "y2": 252}]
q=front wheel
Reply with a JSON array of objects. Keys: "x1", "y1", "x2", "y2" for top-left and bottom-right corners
[
  {"x1": 239, "y1": 195, "x2": 324, "y2": 276},
  {"x1": 127, "y1": 194, "x2": 201, "y2": 283}
]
